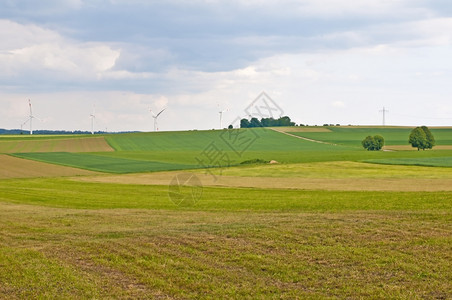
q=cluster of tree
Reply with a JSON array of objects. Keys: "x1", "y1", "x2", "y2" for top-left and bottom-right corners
[
  {"x1": 409, "y1": 126, "x2": 435, "y2": 150},
  {"x1": 362, "y1": 135, "x2": 385, "y2": 151},
  {"x1": 0, "y1": 129, "x2": 131, "y2": 135},
  {"x1": 361, "y1": 126, "x2": 436, "y2": 152},
  {"x1": 240, "y1": 116, "x2": 295, "y2": 128}
]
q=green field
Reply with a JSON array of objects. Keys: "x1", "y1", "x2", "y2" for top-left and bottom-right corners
[
  {"x1": 367, "y1": 156, "x2": 452, "y2": 168},
  {"x1": 289, "y1": 126, "x2": 452, "y2": 147},
  {"x1": 1, "y1": 127, "x2": 452, "y2": 298},
  {"x1": 12, "y1": 152, "x2": 197, "y2": 173},
  {"x1": 5, "y1": 127, "x2": 452, "y2": 173}
]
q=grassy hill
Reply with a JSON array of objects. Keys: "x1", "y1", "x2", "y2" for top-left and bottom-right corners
[
  {"x1": 287, "y1": 126, "x2": 452, "y2": 147},
  {"x1": 4, "y1": 126, "x2": 452, "y2": 173}
]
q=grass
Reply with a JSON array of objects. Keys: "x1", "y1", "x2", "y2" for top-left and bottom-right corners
[
  {"x1": 0, "y1": 178, "x2": 451, "y2": 298},
  {"x1": 12, "y1": 152, "x2": 197, "y2": 174},
  {"x1": 14, "y1": 148, "x2": 452, "y2": 174},
  {"x1": 1, "y1": 177, "x2": 452, "y2": 210},
  {"x1": 219, "y1": 161, "x2": 452, "y2": 179},
  {"x1": 366, "y1": 156, "x2": 452, "y2": 168},
  {"x1": 9, "y1": 127, "x2": 452, "y2": 174},
  {"x1": 288, "y1": 126, "x2": 452, "y2": 147},
  {"x1": 0, "y1": 135, "x2": 113, "y2": 153},
  {"x1": 2, "y1": 127, "x2": 452, "y2": 298},
  {"x1": 3, "y1": 127, "x2": 452, "y2": 174}
]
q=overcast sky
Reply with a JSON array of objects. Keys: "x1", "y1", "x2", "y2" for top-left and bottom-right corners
[{"x1": 1, "y1": 0, "x2": 452, "y2": 132}]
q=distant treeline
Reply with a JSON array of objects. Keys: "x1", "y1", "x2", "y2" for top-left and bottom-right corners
[
  {"x1": 0, "y1": 129, "x2": 134, "y2": 135},
  {"x1": 240, "y1": 116, "x2": 296, "y2": 128}
]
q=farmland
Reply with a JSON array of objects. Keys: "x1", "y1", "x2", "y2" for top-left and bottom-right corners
[{"x1": 1, "y1": 126, "x2": 452, "y2": 298}]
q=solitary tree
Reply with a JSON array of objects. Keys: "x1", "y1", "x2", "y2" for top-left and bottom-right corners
[
  {"x1": 409, "y1": 126, "x2": 435, "y2": 150},
  {"x1": 374, "y1": 135, "x2": 385, "y2": 150},
  {"x1": 421, "y1": 126, "x2": 435, "y2": 149},
  {"x1": 362, "y1": 135, "x2": 385, "y2": 151}
]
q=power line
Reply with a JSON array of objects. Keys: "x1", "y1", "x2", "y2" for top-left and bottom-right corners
[{"x1": 379, "y1": 107, "x2": 389, "y2": 126}]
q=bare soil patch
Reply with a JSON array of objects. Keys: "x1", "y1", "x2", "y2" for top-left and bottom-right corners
[{"x1": 0, "y1": 154, "x2": 98, "y2": 179}]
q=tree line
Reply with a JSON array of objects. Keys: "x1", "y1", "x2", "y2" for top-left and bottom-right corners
[{"x1": 240, "y1": 116, "x2": 296, "y2": 128}]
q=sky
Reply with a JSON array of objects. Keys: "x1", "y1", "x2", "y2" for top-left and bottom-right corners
[{"x1": 1, "y1": 0, "x2": 452, "y2": 132}]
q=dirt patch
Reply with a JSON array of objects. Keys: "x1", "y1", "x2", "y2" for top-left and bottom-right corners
[
  {"x1": 0, "y1": 154, "x2": 99, "y2": 179},
  {"x1": 0, "y1": 137, "x2": 114, "y2": 153},
  {"x1": 271, "y1": 127, "x2": 332, "y2": 133},
  {"x1": 75, "y1": 172, "x2": 452, "y2": 192}
]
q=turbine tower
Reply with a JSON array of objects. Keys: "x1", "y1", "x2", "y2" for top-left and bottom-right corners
[
  {"x1": 150, "y1": 108, "x2": 166, "y2": 131},
  {"x1": 90, "y1": 105, "x2": 96, "y2": 134},
  {"x1": 218, "y1": 105, "x2": 229, "y2": 129},
  {"x1": 21, "y1": 99, "x2": 35, "y2": 135}
]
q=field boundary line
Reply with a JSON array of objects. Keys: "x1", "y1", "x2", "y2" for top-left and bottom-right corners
[{"x1": 269, "y1": 128, "x2": 338, "y2": 146}]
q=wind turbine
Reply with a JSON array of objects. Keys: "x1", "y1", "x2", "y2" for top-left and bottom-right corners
[
  {"x1": 90, "y1": 105, "x2": 96, "y2": 134},
  {"x1": 21, "y1": 99, "x2": 36, "y2": 135},
  {"x1": 218, "y1": 104, "x2": 229, "y2": 129},
  {"x1": 150, "y1": 108, "x2": 166, "y2": 131}
]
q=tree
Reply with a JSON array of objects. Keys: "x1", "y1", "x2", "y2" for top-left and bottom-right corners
[
  {"x1": 373, "y1": 135, "x2": 385, "y2": 150},
  {"x1": 240, "y1": 119, "x2": 250, "y2": 128},
  {"x1": 249, "y1": 117, "x2": 262, "y2": 128},
  {"x1": 228, "y1": 124, "x2": 233, "y2": 129},
  {"x1": 409, "y1": 126, "x2": 435, "y2": 150},
  {"x1": 277, "y1": 116, "x2": 295, "y2": 126},
  {"x1": 362, "y1": 135, "x2": 385, "y2": 151},
  {"x1": 421, "y1": 126, "x2": 435, "y2": 149},
  {"x1": 261, "y1": 117, "x2": 273, "y2": 127},
  {"x1": 240, "y1": 116, "x2": 296, "y2": 128}
]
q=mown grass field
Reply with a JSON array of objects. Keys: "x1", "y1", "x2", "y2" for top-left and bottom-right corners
[
  {"x1": 1, "y1": 178, "x2": 451, "y2": 298},
  {"x1": 1, "y1": 126, "x2": 452, "y2": 298}
]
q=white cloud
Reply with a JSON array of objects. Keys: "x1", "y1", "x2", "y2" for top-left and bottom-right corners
[
  {"x1": 1, "y1": 1, "x2": 452, "y2": 132},
  {"x1": 0, "y1": 20, "x2": 121, "y2": 80},
  {"x1": 332, "y1": 101, "x2": 345, "y2": 108}
]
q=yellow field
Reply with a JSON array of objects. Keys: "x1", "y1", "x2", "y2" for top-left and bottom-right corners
[
  {"x1": 74, "y1": 161, "x2": 452, "y2": 192},
  {"x1": 0, "y1": 136, "x2": 114, "y2": 153},
  {"x1": 0, "y1": 154, "x2": 99, "y2": 179}
]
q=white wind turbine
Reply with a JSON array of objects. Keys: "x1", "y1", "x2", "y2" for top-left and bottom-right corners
[
  {"x1": 150, "y1": 108, "x2": 166, "y2": 131},
  {"x1": 21, "y1": 99, "x2": 38, "y2": 135},
  {"x1": 90, "y1": 105, "x2": 96, "y2": 134},
  {"x1": 218, "y1": 104, "x2": 229, "y2": 129}
]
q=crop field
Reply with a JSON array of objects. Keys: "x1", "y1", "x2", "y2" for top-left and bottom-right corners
[
  {"x1": 1, "y1": 126, "x2": 452, "y2": 298},
  {"x1": 0, "y1": 136, "x2": 113, "y2": 153},
  {"x1": 0, "y1": 154, "x2": 98, "y2": 179}
]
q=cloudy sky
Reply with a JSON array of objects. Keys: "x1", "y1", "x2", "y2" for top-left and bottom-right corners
[{"x1": 1, "y1": 0, "x2": 452, "y2": 132}]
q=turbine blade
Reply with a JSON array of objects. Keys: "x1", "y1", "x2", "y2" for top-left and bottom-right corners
[{"x1": 156, "y1": 108, "x2": 166, "y2": 118}]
